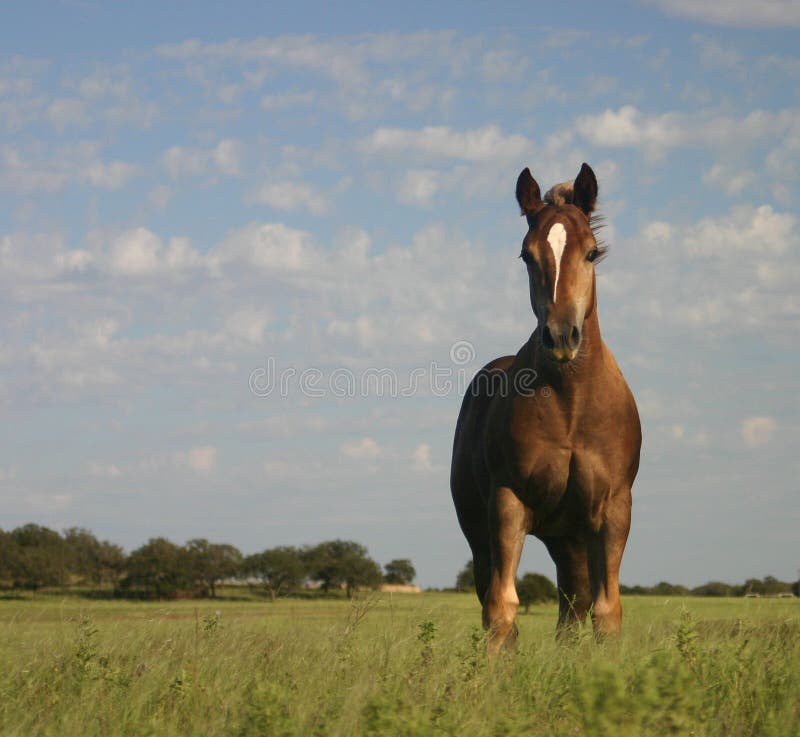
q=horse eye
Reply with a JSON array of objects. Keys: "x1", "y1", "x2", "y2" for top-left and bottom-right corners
[{"x1": 587, "y1": 248, "x2": 599, "y2": 263}]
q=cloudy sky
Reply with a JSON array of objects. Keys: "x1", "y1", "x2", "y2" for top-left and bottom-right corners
[{"x1": 2, "y1": 1, "x2": 798, "y2": 588}]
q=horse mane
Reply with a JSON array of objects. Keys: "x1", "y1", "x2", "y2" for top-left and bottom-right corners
[
  {"x1": 544, "y1": 181, "x2": 574, "y2": 207},
  {"x1": 544, "y1": 181, "x2": 608, "y2": 261}
]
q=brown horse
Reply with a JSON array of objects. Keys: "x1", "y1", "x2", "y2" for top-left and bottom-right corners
[{"x1": 450, "y1": 163, "x2": 641, "y2": 651}]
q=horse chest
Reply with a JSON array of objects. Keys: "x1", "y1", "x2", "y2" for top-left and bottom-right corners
[
  {"x1": 519, "y1": 444, "x2": 613, "y2": 533},
  {"x1": 497, "y1": 393, "x2": 615, "y2": 532}
]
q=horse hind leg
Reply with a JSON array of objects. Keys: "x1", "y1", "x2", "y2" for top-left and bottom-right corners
[
  {"x1": 472, "y1": 546, "x2": 491, "y2": 607},
  {"x1": 451, "y1": 464, "x2": 492, "y2": 607},
  {"x1": 545, "y1": 537, "x2": 592, "y2": 639}
]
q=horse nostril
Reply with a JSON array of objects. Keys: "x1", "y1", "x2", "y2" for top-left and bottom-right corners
[
  {"x1": 570, "y1": 325, "x2": 581, "y2": 350},
  {"x1": 542, "y1": 325, "x2": 555, "y2": 349}
]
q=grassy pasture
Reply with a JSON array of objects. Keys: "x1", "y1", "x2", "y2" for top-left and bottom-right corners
[{"x1": 0, "y1": 592, "x2": 797, "y2": 736}]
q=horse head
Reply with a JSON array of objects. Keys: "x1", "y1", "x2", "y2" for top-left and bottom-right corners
[{"x1": 515, "y1": 163, "x2": 606, "y2": 363}]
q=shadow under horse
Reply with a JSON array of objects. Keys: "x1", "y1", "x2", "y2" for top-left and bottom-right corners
[{"x1": 451, "y1": 163, "x2": 641, "y2": 651}]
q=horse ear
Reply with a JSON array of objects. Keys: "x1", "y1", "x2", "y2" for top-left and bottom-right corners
[
  {"x1": 516, "y1": 167, "x2": 542, "y2": 218},
  {"x1": 573, "y1": 163, "x2": 598, "y2": 216}
]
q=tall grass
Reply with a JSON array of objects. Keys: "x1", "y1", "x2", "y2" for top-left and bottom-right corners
[{"x1": 0, "y1": 594, "x2": 797, "y2": 736}]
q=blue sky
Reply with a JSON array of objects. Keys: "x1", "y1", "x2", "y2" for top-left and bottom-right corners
[{"x1": 1, "y1": 1, "x2": 799, "y2": 588}]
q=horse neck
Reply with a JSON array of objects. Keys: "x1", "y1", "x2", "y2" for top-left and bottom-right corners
[{"x1": 529, "y1": 291, "x2": 604, "y2": 388}]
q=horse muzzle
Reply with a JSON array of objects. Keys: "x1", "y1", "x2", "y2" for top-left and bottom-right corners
[{"x1": 541, "y1": 322, "x2": 582, "y2": 362}]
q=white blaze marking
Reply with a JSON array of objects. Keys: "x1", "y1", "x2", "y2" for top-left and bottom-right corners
[{"x1": 546, "y1": 222, "x2": 567, "y2": 302}]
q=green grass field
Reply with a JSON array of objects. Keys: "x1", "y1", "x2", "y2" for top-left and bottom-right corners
[{"x1": 0, "y1": 592, "x2": 797, "y2": 736}]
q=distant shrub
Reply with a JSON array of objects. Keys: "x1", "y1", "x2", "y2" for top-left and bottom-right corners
[{"x1": 517, "y1": 572, "x2": 558, "y2": 612}]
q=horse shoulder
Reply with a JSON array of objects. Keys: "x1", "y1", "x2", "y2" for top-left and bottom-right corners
[{"x1": 486, "y1": 388, "x2": 572, "y2": 502}]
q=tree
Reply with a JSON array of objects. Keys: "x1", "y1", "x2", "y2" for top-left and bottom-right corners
[
  {"x1": 383, "y1": 559, "x2": 416, "y2": 585},
  {"x1": 516, "y1": 572, "x2": 558, "y2": 612},
  {"x1": 8, "y1": 524, "x2": 70, "y2": 591},
  {"x1": 185, "y1": 539, "x2": 243, "y2": 598},
  {"x1": 120, "y1": 537, "x2": 191, "y2": 599},
  {"x1": 243, "y1": 546, "x2": 306, "y2": 601},
  {"x1": 651, "y1": 581, "x2": 691, "y2": 596},
  {"x1": 620, "y1": 584, "x2": 648, "y2": 595},
  {"x1": 0, "y1": 529, "x2": 19, "y2": 587},
  {"x1": 455, "y1": 560, "x2": 475, "y2": 592},
  {"x1": 743, "y1": 576, "x2": 791, "y2": 597},
  {"x1": 692, "y1": 581, "x2": 737, "y2": 597},
  {"x1": 63, "y1": 527, "x2": 125, "y2": 586},
  {"x1": 759, "y1": 576, "x2": 791, "y2": 595},
  {"x1": 306, "y1": 540, "x2": 382, "y2": 598}
]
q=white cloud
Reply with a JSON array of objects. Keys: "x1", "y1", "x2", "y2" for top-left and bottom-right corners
[
  {"x1": 46, "y1": 98, "x2": 87, "y2": 130},
  {"x1": 148, "y1": 184, "x2": 173, "y2": 211},
  {"x1": 87, "y1": 462, "x2": 122, "y2": 478},
  {"x1": 212, "y1": 138, "x2": 242, "y2": 176},
  {"x1": 177, "y1": 446, "x2": 218, "y2": 475},
  {"x1": 412, "y1": 443, "x2": 434, "y2": 472},
  {"x1": 246, "y1": 180, "x2": 329, "y2": 215},
  {"x1": 164, "y1": 236, "x2": 203, "y2": 270},
  {"x1": 211, "y1": 222, "x2": 317, "y2": 272},
  {"x1": 668, "y1": 425, "x2": 711, "y2": 447},
  {"x1": 649, "y1": 0, "x2": 800, "y2": 29},
  {"x1": 78, "y1": 68, "x2": 132, "y2": 100},
  {"x1": 105, "y1": 228, "x2": 203, "y2": 276},
  {"x1": 29, "y1": 320, "x2": 123, "y2": 391},
  {"x1": 359, "y1": 124, "x2": 532, "y2": 162},
  {"x1": 56, "y1": 248, "x2": 94, "y2": 273},
  {"x1": 4, "y1": 219, "x2": 319, "y2": 288},
  {"x1": 575, "y1": 105, "x2": 798, "y2": 160},
  {"x1": 0, "y1": 231, "x2": 94, "y2": 280},
  {"x1": 155, "y1": 31, "x2": 471, "y2": 89},
  {"x1": 108, "y1": 228, "x2": 163, "y2": 274},
  {"x1": 158, "y1": 36, "x2": 364, "y2": 86},
  {"x1": 615, "y1": 204, "x2": 800, "y2": 340},
  {"x1": 82, "y1": 160, "x2": 141, "y2": 190},
  {"x1": 341, "y1": 437, "x2": 382, "y2": 460},
  {"x1": 163, "y1": 139, "x2": 242, "y2": 179},
  {"x1": 758, "y1": 53, "x2": 800, "y2": 78},
  {"x1": 1, "y1": 231, "x2": 60, "y2": 279},
  {"x1": 260, "y1": 90, "x2": 316, "y2": 110},
  {"x1": 371, "y1": 78, "x2": 446, "y2": 114},
  {"x1": 225, "y1": 309, "x2": 271, "y2": 343},
  {"x1": 682, "y1": 205, "x2": 795, "y2": 258},
  {"x1": 1, "y1": 143, "x2": 141, "y2": 193},
  {"x1": 764, "y1": 117, "x2": 800, "y2": 194},
  {"x1": 163, "y1": 145, "x2": 208, "y2": 178},
  {"x1": 397, "y1": 169, "x2": 441, "y2": 207},
  {"x1": 693, "y1": 34, "x2": 744, "y2": 73},
  {"x1": 741, "y1": 416, "x2": 776, "y2": 447},
  {"x1": 0, "y1": 144, "x2": 70, "y2": 193},
  {"x1": 480, "y1": 49, "x2": 528, "y2": 82},
  {"x1": 702, "y1": 163, "x2": 755, "y2": 196},
  {"x1": 75, "y1": 66, "x2": 158, "y2": 127}
]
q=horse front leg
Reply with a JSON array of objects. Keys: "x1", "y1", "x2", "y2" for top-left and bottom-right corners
[
  {"x1": 587, "y1": 487, "x2": 631, "y2": 639},
  {"x1": 483, "y1": 486, "x2": 531, "y2": 654}
]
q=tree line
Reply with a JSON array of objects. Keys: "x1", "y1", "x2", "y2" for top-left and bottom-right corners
[
  {"x1": 0, "y1": 524, "x2": 416, "y2": 600},
  {"x1": 619, "y1": 578, "x2": 799, "y2": 597},
  {"x1": 2, "y1": 524, "x2": 796, "y2": 601},
  {"x1": 452, "y1": 561, "x2": 799, "y2": 600}
]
